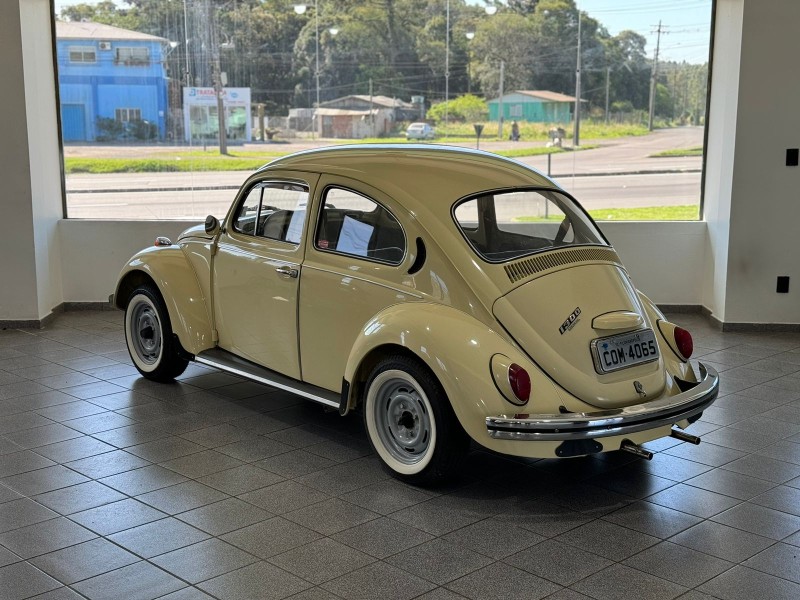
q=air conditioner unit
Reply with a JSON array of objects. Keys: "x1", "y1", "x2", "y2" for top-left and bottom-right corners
[{"x1": 98, "y1": 41, "x2": 111, "y2": 51}]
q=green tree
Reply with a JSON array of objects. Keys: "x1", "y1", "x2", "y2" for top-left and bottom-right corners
[{"x1": 427, "y1": 94, "x2": 487, "y2": 122}]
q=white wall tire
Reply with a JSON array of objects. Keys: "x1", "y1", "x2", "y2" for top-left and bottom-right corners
[
  {"x1": 363, "y1": 355, "x2": 469, "y2": 485},
  {"x1": 124, "y1": 285, "x2": 188, "y2": 382}
]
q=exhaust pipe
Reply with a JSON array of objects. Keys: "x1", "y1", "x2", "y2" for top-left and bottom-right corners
[
  {"x1": 671, "y1": 429, "x2": 701, "y2": 445},
  {"x1": 620, "y1": 439, "x2": 653, "y2": 460}
]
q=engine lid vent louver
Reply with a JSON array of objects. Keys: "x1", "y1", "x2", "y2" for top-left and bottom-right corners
[{"x1": 504, "y1": 247, "x2": 621, "y2": 283}]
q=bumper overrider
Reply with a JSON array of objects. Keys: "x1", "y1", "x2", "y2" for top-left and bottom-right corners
[{"x1": 486, "y1": 362, "x2": 719, "y2": 441}]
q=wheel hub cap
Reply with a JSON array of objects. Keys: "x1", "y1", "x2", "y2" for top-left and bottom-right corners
[{"x1": 130, "y1": 302, "x2": 161, "y2": 365}]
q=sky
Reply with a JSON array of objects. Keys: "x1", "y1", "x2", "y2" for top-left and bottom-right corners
[{"x1": 54, "y1": 0, "x2": 712, "y2": 64}]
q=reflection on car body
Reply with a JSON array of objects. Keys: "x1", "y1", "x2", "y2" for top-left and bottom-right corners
[{"x1": 114, "y1": 145, "x2": 719, "y2": 484}]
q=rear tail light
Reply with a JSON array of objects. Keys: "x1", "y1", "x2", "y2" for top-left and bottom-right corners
[
  {"x1": 508, "y1": 363, "x2": 531, "y2": 404},
  {"x1": 674, "y1": 327, "x2": 693, "y2": 359}
]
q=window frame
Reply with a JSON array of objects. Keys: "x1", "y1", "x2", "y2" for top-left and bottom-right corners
[
  {"x1": 114, "y1": 46, "x2": 150, "y2": 66},
  {"x1": 67, "y1": 45, "x2": 96, "y2": 64},
  {"x1": 451, "y1": 186, "x2": 611, "y2": 265},
  {"x1": 312, "y1": 184, "x2": 407, "y2": 267},
  {"x1": 229, "y1": 179, "x2": 310, "y2": 246}
]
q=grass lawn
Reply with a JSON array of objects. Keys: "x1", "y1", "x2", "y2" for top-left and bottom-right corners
[
  {"x1": 650, "y1": 147, "x2": 703, "y2": 158},
  {"x1": 516, "y1": 204, "x2": 700, "y2": 221},
  {"x1": 64, "y1": 144, "x2": 597, "y2": 174}
]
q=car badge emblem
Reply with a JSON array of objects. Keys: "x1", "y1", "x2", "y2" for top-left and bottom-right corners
[
  {"x1": 559, "y1": 307, "x2": 581, "y2": 335},
  {"x1": 634, "y1": 381, "x2": 646, "y2": 397}
]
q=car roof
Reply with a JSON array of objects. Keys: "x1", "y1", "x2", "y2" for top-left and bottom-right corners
[{"x1": 258, "y1": 144, "x2": 559, "y2": 210}]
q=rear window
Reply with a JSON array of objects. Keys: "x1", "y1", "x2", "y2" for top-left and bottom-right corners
[{"x1": 453, "y1": 189, "x2": 608, "y2": 263}]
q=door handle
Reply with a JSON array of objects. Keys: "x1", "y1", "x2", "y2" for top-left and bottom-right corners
[{"x1": 275, "y1": 265, "x2": 299, "y2": 278}]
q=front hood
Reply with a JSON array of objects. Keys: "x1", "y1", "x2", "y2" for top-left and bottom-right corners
[
  {"x1": 493, "y1": 264, "x2": 666, "y2": 408},
  {"x1": 177, "y1": 223, "x2": 212, "y2": 242}
]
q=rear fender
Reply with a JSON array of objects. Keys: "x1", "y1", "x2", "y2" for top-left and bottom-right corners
[
  {"x1": 343, "y1": 303, "x2": 580, "y2": 446},
  {"x1": 115, "y1": 246, "x2": 214, "y2": 356}
]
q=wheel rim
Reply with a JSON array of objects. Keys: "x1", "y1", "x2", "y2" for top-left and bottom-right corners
[
  {"x1": 129, "y1": 297, "x2": 162, "y2": 366},
  {"x1": 371, "y1": 371, "x2": 434, "y2": 467}
]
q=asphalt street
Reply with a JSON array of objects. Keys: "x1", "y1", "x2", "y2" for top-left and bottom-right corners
[{"x1": 65, "y1": 127, "x2": 704, "y2": 219}]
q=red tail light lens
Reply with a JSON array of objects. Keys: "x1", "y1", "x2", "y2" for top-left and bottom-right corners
[
  {"x1": 674, "y1": 327, "x2": 693, "y2": 359},
  {"x1": 508, "y1": 363, "x2": 531, "y2": 403}
]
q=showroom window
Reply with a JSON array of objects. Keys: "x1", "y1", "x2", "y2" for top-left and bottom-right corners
[
  {"x1": 316, "y1": 187, "x2": 406, "y2": 264},
  {"x1": 55, "y1": 0, "x2": 713, "y2": 222}
]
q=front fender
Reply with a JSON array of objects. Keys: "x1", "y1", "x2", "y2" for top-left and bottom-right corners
[
  {"x1": 343, "y1": 303, "x2": 577, "y2": 447},
  {"x1": 115, "y1": 246, "x2": 214, "y2": 356}
]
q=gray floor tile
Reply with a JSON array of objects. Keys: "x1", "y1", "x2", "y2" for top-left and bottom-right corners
[
  {"x1": 710, "y1": 501, "x2": 800, "y2": 539},
  {"x1": 322, "y1": 560, "x2": 436, "y2": 600},
  {"x1": 98, "y1": 464, "x2": 188, "y2": 496},
  {"x1": 0, "y1": 516, "x2": 96, "y2": 559},
  {"x1": 36, "y1": 400, "x2": 107, "y2": 422},
  {"x1": 647, "y1": 483, "x2": 742, "y2": 518},
  {"x1": 332, "y1": 516, "x2": 434, "y2": 559},
  {"x1": 0, "y1": 545, "x2": 21, "y2": 568},
  {"x1": 385, "y1": 538, "x2": 493, "y2": 585},
  {"x1": 72, "y1": 561, "x2": 187, "y2": 600},
  {"x1": 634, "y1": 453, "x2": 714, "y2": 482},
  {"x1": 446, "y1": 562, "x2": 561, "y2": 600},
  {"x1": 135, "y1": 480, "x2": 228, "y2": 514},
  {"x1": 0, "y1": 450, "x2": 56, "y2": 477},
  {"x1": 669, "y1": 520, "x2": 774, "y2": 562},
  {"x1": 215, "y1": 436, "x2": 294, "y2": 463},
  {"x1": 27, "y1": 586, "x2": 86, "y2": 599},
  {"x1": 33, "y1": 436, "x2": 117, "y2": 463},
  {"x1": 151, "y1": 538, "x2": 259, "y2": 584},
  {"x1": 390, "y1": 496, "x2": 486, "y2": 537},
  {"x1": 1, "y1": 423, "x2": 83, "y2": 450},
  {"x1": 602, "y1": 500, "x2": 702, "y2": 538},
  {"x1": 295, "y1": 457, "x2": 390, "y2": 496},
  {"x1": 156, "y1": 588, "x2": 215, "y2": 600},
  {"x1": 699, "y1": 564, "x2": 800, "y2": 600},
  {"x1": 0, "y1": 497, "x2": 59, "y2": 533},
  {"x1": 238, "y1": 480, "x2": 330, "y2": 515},
  {"x1": 221, "y1": 516, "x2": 323, "y2": 559},
  {"x1": 721, "y1": 453, "x2": 800, "y2": 483},
  {"x1": 751, "y1": 485, "x2": 800, "y2": 516},
  {"x1": 108, "y1": 517, "x2": 211, "y2": 558},
  {"x1": 555, "y1": 519, "x2": 660, "y2": 561},
  {"x1": 1, "y1": 464, "x2": 89, "y2": 496},
  {"x1": 743, "y1": 542, "x2": 800, "y2": 583},
  {"x1": 506, "y1": 539, "x2": 613, "y2": 587},
  {"x1": 685, "y1": 468, "x2": 777, "y2": 500},
  {"x1": 177, "y1": 497, "x2": 273, "y2": 536},
  {"x1": 198, "y1": 561, "x2": 311, "y2": 600},
  {"x1": 63, "y1": 411, "x2": 137, "y2": 434},
  {"x1": 572, "y1": 563, "x2": 687, "y2": 600},
  {"x1": 180, "y1": 423, "x2": 251, "y2": 448},
  {"x1": 30, "y1": 537, "x2": 139, "y2": 584},
  {"x1": 160, "y1": 449, "x2": 244, "y2": 478},
  {"x1": 269, "y1": 537, "x2": 375, "y2": 585},
  {"x1": 283, "y1": 497, "x2": 379, "y2": 536},
  {"x1": 197, "y1": 464, "x2": 284, "y2": 495},
  {"x1": 126, "y1": 437, "x2": 207, "y2": 462},
  {"x1": 258, "y1": 449, "x2": 338, "y2": 478},
  {"x1": 65, "y1": 449, "x2": 150, "y2": 479},
  {"x1": 340, "y1": 479, "x2": 433, "y2": 515},
  {"x1": 441, "y1": 517, "x2": 544, "y2": 560},
  {"x1": 33, "y1": 480, "x2": 127, "y2": 515},
  {"x1": 0, "y1": 481, "x2": 23, "y2": 503},
  {"x1": 622, "y1": 541, "x2": 733, "y2": 587},
  {"x1": 70, "y1": 498, "x2": 167, "y2": 535},
  {"x1": 0, "y1": 561, "x2": 62, "y2": 599}
]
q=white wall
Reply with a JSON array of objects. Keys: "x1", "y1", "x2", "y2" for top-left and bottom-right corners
[{"x1": 722, "y1": 0, "x2": 800, "y2": 324}]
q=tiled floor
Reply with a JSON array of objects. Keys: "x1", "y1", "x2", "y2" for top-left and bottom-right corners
[{"x1": 1, "y1": 310, "x2": 800, "y2": 599}]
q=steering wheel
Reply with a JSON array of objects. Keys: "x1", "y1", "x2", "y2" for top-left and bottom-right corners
[{"x1": 554, "y1": 217, "x2": 571, "y2": 244}]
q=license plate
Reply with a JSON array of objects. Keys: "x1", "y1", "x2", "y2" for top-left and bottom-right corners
[{"x1": 591, "y1": 329, "x2": 659, "y2": 374}]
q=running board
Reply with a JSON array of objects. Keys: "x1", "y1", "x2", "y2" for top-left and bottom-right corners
[{"x1": 195, "y1": 348, "x2": 340, "y2": 410}]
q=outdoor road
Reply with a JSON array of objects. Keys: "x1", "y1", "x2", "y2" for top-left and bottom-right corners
[{"x1": 66, "y1": 127, "x2": 704, "y2": 219}]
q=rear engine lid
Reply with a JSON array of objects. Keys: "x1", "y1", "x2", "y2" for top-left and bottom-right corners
[{"x1": 493, "y1": 263, "x2": 666, "y2": 408}]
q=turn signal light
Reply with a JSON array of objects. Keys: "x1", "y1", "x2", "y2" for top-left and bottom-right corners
[
  {"x1": 674, "y1": 327, "x2": 693, "y2": 359},
  {"x1": 508, "y1": 363, "x2": 531, "y2": 403}
]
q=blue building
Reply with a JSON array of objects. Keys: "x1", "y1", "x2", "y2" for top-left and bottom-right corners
[{"x1": 56, "y1": 21, "x2": 169, "y2": 142}]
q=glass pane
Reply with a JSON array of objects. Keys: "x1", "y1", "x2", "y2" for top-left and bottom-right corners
[
  {"x1": 454, "y1": 189, "x2": 607, "y2": 262},
  {"x1": 55, "y1": 1, "x2": 712, "y2": 222}
]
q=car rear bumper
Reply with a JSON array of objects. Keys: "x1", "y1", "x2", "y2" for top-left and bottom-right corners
[{"x1": 486, "y1": 362, "x2": 719, "y2": 441}]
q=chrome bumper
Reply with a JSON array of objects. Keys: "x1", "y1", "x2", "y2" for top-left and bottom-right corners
[{"x1": 486, "y1": 362, "x2": 719, "y2": 441}]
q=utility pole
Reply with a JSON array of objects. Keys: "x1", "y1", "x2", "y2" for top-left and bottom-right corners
[
  {"x1": 444, "y1": 0, "x2": 450, "y2": 138},
  {"x1": 604, "y1": 65, "x2": 611, "y2": 124},
  {"x1": 573, "y1": 9, "x2": 581, "y2": 147},
  {"x1": 369, "y1": 78, "x2": 374, "y2": 138},
  {"x1": 648, "y1": 20, "x2": 662, "y2": 131},
  {"x1": 208, "y1": 0, "x2": 227, "y2": 155},
  {"x1": 497, "y1": 60, "x2": 504, "y2": 139},
  {"x1": 314, "y1": 0, "x2": 320, "y2": 139}
]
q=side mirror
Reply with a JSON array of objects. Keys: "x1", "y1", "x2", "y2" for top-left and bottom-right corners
[{"x1": 205, "y1": 215, "x2": 220, "y2": 236}]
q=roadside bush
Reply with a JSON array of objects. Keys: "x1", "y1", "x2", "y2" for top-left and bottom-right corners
[{"x1": 95, "y1": 117, "x2": 124, "y2": 141}]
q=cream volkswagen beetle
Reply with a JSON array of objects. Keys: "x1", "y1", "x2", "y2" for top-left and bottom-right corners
[{"x1": 114, "y1": 145, "x2": 719, "y2": 484}]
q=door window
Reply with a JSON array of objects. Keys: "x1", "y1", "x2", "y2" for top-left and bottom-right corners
[
  {"x1": 315, "y1": 187, "x2": 405, "y2": 264},
  {"x1": 232, "y1": 182, "x2": 309, "y2": 244}
]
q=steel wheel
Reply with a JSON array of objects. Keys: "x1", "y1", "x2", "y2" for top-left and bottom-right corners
[
  {"x1": 363, "y1": 355, "x2": 470, "y2": 484},
  {"x1": 368, "y1": 369, "x2": 436, "y2": 471},
  {"x1": 129, "y1": 297, "x2": 162, "y2": 367}
]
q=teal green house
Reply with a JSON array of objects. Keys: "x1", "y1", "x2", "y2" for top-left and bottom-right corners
[{"x1": 487, "y1": 90, "x2": 577, "y2": 123}]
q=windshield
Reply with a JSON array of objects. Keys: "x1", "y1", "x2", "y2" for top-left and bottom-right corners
[{"x1": 453, "y1": 188, "x2": 608, "y2": 263}]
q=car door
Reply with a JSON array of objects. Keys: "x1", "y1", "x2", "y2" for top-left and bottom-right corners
[{"x1": 213, "y1": 175, "x2": 319, "y2": 379}]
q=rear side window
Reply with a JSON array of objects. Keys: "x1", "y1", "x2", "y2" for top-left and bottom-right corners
[
  {"x1": 233, "y1": 182, "x2": 309, "y2": 244},
  {"x1": 454, "y1": 189, "x2": 607, "y2": 262},
  {"x1": 315, "y1": 187, "x2": 406, "y2": 264}
]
